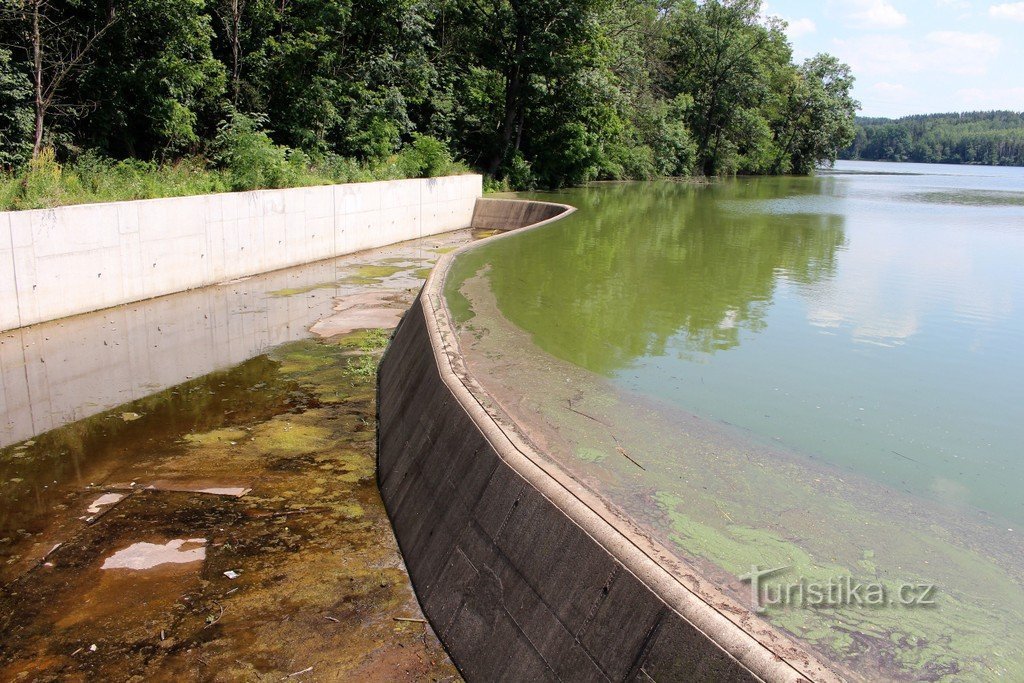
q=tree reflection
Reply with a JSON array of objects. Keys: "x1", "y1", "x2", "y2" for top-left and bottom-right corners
[{"x1": 453, "y1": 179, "x2": 846, "y2": 374}]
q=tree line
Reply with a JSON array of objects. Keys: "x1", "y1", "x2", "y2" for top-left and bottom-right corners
[
  {"x1": 841, "y1": 111, "x2": 1024, "y2": 167},
  {"x1": 0, "y1": 0, "x2": 858, "y2": 192}
]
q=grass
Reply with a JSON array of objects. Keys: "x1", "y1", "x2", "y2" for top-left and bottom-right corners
[
  {"x1": 1, "y1": 141, "x2": 469, "y2": 212},
  {"x1": 344, "y1": 329, "x2": 392, "y2": 379}
]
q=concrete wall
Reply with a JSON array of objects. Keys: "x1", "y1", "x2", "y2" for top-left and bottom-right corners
[
  {"x1": 470, "y1": 197, "x2": 569, "y2": 230},
  {"x1": 0, "y1": 174, "x2": 481, "y2": 332},
  {"x1": 378, "y1": 199, "x2": 842, "y2": 682}
]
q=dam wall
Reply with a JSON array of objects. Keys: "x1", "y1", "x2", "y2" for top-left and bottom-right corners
[
  {"x1": 0, "y1": 174, "x2": 481, "y2": 332},
  {"x1": 377, "y1": 198, "x2": 840, "y2": 681}
]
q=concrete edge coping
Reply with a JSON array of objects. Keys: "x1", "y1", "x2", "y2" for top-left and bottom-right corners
[{"x1": 416, "y1": 195, "x2": 844, "y2": 683}]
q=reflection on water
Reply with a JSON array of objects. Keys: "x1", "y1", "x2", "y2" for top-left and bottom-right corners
[
  {"x1": 0, "y1": 231, "x2": 466, "y2": 449},
  {"x1": 450, "y1": 168, "x2": 1024, "y2": 525},
  {"x1": 449, "y1": 179, "x2": 846, "y2": 368},
  {"x1": 446, "y1": 163, "x2": 1024, "y2": 680}
]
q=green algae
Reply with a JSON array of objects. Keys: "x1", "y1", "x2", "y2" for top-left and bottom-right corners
[
  {"x1": 268, "y1": 332, "x2": 389, "y2": 404},
  {"x1": 251, "y1": 419, "x2": 331, "y2": 456},
  {"x1": 335, "y1": 265, "x2": 405, "y2": 286},
  {"x1": 575, "y1": 446, "x2": 607, "y2": 463},
  {"x1": 183, "y1": 427, "x2": 249, "y2": 445},
  {"x1": 653, "y1": 491, "x2": 1024, "y2": 680},
  {"x1": 413, "y1": 267, "x2": 434, "y2": 279},
  {"x1": 268, "y1": 282, "x2": 337, "y2": 297}
]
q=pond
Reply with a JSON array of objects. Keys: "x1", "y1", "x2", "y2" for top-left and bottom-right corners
[{"x1": 445, "y1": 161, "x2": 1024, "y2": 681}]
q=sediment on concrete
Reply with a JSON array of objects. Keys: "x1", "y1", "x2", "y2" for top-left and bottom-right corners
[
  {"x1": 0, "y1": 174, "x2": 481, "y2": 332},
  {"x1": 378, "y1": 198, "x2": 843, "y2": 682}
]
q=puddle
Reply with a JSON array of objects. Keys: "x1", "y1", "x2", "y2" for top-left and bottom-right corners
[
  {"x1": 102, "y1": 538, "x2": 207, "y2": 570},
  {"x1": 0, "y1": 228, "x2": 473, "y2": 450}
]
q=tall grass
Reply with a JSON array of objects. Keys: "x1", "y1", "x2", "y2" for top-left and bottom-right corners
[{"x1": 0, "y1": 120, "x2": 467, "y2": 211}]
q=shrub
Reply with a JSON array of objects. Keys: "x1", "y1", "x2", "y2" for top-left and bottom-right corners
[
  {"x1": 395, "y1": 134, "x2": 456, "y2": 178},
  {"x1": 214, "y1": 112, "x2": 292, "y2": 190}
]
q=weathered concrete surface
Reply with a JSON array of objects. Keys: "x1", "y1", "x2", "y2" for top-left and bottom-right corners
[
  {"x1": 470, "y1": 197, "x2": 568, "y2": 231},
  {"x1": 0, "y1": 174, "x2": 481, "y2": 332},
  {"x1": 378, "y1": 199, "x2": 844, "y2": 681}
]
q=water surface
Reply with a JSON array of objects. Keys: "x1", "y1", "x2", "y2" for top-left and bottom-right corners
[{"x1": 446, "y1": 161, "x2": 1024, "y2": 680}]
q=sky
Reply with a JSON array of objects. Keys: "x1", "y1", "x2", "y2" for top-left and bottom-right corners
[{"x1": 763, "y1": 0, "x2": 1024, "y2": 117}]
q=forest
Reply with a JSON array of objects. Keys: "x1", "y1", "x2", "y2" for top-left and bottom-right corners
[
  {"x1": 0, "y1": 0, "x2": 859, "y2": 208},
  {"x1": 841, "y1": 111, "x2": 1024, "y2": 166}
]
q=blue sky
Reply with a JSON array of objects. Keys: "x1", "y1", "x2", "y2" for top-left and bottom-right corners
[{"x1": 763, "y1": 1, "x2": 1024, "y2": 117}]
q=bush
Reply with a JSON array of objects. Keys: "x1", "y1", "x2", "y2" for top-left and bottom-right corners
[
  {"x1": 504, "y1": 152, "x2": 536, "y2": 191},
  {"x1": 214, "y1": 112, "x2": 293, "y2": 190},
  {"x1": 395, "y1": 134, "x2": 457, "y2": 178}
]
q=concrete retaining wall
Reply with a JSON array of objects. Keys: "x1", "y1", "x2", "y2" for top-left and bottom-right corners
[
  {"x1": 378, "y1": 199, "x2": 842, "y2": 682},
  {"x1": 0, "y1": 174, "x2": 481, "y2": 332},
  {"x1": 470, "y1": 197, "x2": 569, "y2": 230}
]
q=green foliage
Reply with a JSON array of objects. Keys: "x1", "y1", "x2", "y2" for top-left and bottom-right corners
[
  {"x1": 395, "y1": 134, "x2": 456, "y2": 178},
  {"x1": 0, "y1": 0, "x2": 861, "y2": 199},
  {"x1": 0, "y1": 148, "x2": 227, "y2": 210},
  {"x1": 0, "y1": 48, "x2": 33, "y2": 170},
  {"x1": 81, "y1": 0, "x2": 227, "y2": 157},
  {"x1": 214, "y1": 112, "x2": 295, "y2": 190},
  {"x1": 842, "y1": 112, "x2": 1024, "y2": 166}
]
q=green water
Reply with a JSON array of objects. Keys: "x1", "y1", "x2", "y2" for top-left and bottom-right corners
[
  {"x1": 447, "y1": 161, "x2": 1024, "y2": 680},
  {"x1": 452, "y1": 163, "x2": 1024, "y2": 526}
]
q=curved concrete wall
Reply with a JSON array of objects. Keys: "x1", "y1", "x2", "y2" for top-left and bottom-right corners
[
  {"x1": 378, "y1": 199, "x2": 843, "y2": 682},
  {"x1": 470, "y1": 197, "x2": 569, "y2": 230},
  {"x1": 0, "y1": 175, "x2": 481, "y2": 332}
]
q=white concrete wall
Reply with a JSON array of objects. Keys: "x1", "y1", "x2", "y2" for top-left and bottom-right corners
[{"x1": 0, "y1": 174, "x2": 481, "y2": 331}]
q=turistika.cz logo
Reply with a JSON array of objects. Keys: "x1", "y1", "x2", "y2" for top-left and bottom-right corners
[{"x1": 738, "y1": 565, "x2": 938, "y2": 613}]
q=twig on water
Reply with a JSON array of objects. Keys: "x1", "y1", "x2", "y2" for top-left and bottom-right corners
[
  {"x1": 285, "y1": 666, "x2": 314, "y2": 678},
  {"x1": 565, "y1": 399, "x2": 612, "y2": 427},
  {"x1": 393, "y1": 616, "x2": 428, "y2": 624},
  {"x1": 615, "y1": 446, "x2": 646, "y2": 471}
]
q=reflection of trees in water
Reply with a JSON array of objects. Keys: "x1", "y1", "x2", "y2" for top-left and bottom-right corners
[{"x1": 471, "y1": 180, "x2": 846, "y2": 374}]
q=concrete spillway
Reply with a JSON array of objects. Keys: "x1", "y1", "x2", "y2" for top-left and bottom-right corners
[{"x1": 377, "y1": 198, "x2": 840, "y2": 681}]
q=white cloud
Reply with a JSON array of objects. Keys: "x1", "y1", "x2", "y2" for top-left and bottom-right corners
[
  {"x1": 955, "y1": 87, "x2": 1024, "y2": 110},
  {"x1": 833, "y1": 31, "x2": 1000, "y2": 78},
  {"x1": 871, "y1": 81, "x2": 915, "y2": 97},
  {"x1": 843, "y1": 0, "x2": 909, "y2": 29},
  {"x1": 989, "y1": 2, "x2": 1024, "y2": 21},
  {"x1": 926, "y1": 31, "x2": 1001, "y2": 74},
  {"x1": 786, "y1": 17, "x2": 818, "y2": 38}
]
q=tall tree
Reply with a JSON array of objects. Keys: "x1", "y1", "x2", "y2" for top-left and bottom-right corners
[
  {"x1": 1, "y1": 0, "x2": 116, "y2": 157},
  {"x1": 772, "y1": 54, "x2": 858, "y2": 174},
  {"x1": 78, "y1": 0, "x2": 226, "y2": 157},
  {"x1": 664, "y1": 0, "x2": 782, "y2": 175},
  {"x1": 0, "y1": 47, "x2": 33, "y2": 168}
]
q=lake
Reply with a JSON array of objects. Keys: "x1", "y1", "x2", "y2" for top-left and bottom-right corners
[{"x1": 445, "y1": 161, "x2": 1024, "y2": 681}]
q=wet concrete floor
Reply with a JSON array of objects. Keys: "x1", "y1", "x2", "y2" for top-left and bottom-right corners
[{"x1": 0, "y1": 231, "x2": 482, "y2": 681}]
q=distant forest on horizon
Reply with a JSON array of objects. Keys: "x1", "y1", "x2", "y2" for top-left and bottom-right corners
[{"x1": 840, "y1": 111, "x2": 1024, "y2": 167}]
